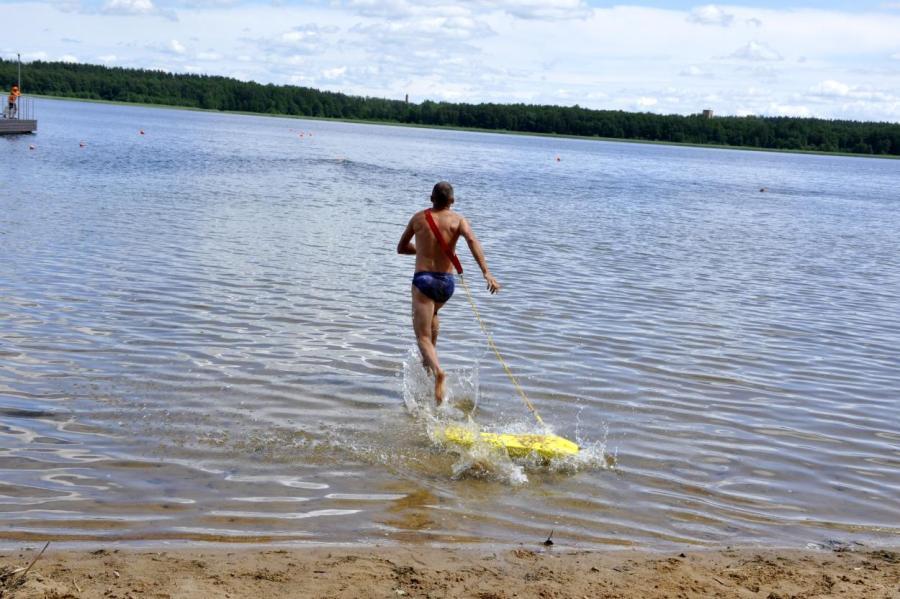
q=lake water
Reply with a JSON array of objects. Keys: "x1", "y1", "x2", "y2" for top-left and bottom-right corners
[{"x1": 1, "y1": 97, "x2": 898, "y2": 550}]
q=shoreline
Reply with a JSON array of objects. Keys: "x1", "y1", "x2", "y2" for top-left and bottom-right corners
[
  {"x1": 3, "y1": 544, "x2": 898, "y2": 598},
  {"x1": 31, "y1": 94, "x2": 899, "y2": 160}
]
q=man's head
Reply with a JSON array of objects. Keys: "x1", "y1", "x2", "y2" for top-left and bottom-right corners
[
  {"x1": 12, "y1": 85, "x2": 18, "y2": 91},
  {"x1": 431, "y1": 181, "x2": 454, "y2": 210}
]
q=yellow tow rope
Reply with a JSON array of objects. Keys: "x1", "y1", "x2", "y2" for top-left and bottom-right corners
[{"x1": 458, "y1": 274, "x2": 545, "y2": 428}]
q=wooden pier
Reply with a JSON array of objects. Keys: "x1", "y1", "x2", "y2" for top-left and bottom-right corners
[
  {"x1": 1, "y1": 95, "x2": 37, "y2": 134},
  {"x1": 0, "y1": 118, "x2": 36, "y2": 134}
]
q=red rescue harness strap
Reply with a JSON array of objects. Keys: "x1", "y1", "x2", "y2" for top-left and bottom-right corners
[{"x1": 424, "y1": 209, "x2": 463, "y2": 275}]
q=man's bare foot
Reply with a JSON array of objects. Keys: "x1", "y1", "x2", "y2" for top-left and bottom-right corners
[{"x1": 434, "y1": 369, "x2": 446, "y2": 405}]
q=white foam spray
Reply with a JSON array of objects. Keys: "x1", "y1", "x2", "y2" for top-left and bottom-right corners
[{"x1": 401, "y1": 347, "x2": 613, "y2": 485}]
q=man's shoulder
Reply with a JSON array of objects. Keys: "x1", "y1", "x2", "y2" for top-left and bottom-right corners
[
  {"x1": 409, "y1": 210, "x2": 428, "y2": 228},
  {"x1": 440, "y1": 210, "x2": 465, "y2": 226}
]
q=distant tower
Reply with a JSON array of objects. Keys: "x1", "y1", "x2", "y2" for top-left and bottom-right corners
[
  {"x1": 702, "y1": 109, "x2": 714, "y2": 119},
  {"x1": 405, "y1": 94, "x2": 409, "y2": 104}
]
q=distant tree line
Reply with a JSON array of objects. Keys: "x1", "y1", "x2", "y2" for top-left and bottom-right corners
[{"x1": 3, "y1": 58, "x2": 899, "y2": 156}]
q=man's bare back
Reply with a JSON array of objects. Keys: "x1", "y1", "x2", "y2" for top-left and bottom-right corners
[
  {"x1": 397, "y1": 182, "x2": 500, "y2": 404},
  {"x1": 409, "y1": 209, "x2": 461, "y2": 273}
]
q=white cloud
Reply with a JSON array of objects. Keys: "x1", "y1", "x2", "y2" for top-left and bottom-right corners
[
  {"x1": 810, "y1": 79, "x2": 850, "y2": 97},
  {"x1": 279, "y1": 24, "x2": 338, "y2": 44},
  {"x1": 344, "y1": 0, "x2": 468, "y2": 20},
  {"x1": 636, "y1": 96, "x2": 658, "y2": 108},
  {"x1": 255, "y1": 24, "x2": 337, "y2": 56},
  {"x1": 350, "y1": 16, "x2": 492, "y2": 42},
  {"x1": 765, "y1": 103, "x2": 812, "y2": 117},
  {"x1": 177, "y1": 0, "x2": 240, "y2": 6},
  {"x1": 287, "y1": 74, "x2": 312, "y2": 85},
  {"x1": 60, "y1": 54, "x2": 79, "y2": 62},
  {"x1": 487, "y1": 0, "x2": 590, "y2": 21},
  {"x1": 20, "y1": 51, "x2": 50, "y2": 61},
  {"x1": 98, "y1": 54, "x2": 118, "y2": 62},
  {"x1": 169, "y1": 39, "x2": 186, "y2": 54},
  {"x1": 100, "y1": 0, "x2": 176, "y2": 19},
  {"x1": 688, "y1": 5, "x2": 734, "y2": 27},
  {"x1": 102, "y1": 0, "x2": 155, "y2": 15},
  {"x1": 343, "y1": 0, "x2": 588, "y2": 21},
  {"x1": 322, "y1": 66, "x2": 346, "y2": 79},
  {"x1": 729, "y1": 41, "x2": 782, "y2": 62},
  {"x1": 807, "y1": 81, "x2": 898, "y2": 105},
  {"x1": 679, "y1": 65, "x2": 710, "y2": 78},
  {"x1": 825, "y1": 99, "x2": 900, "y2": 122},
  {"x1": 743, "y1": 86, "x2": 768, "y2": 98},
  {"x1": 892, "y1": 52, "x2": 900, "y2": 60}
]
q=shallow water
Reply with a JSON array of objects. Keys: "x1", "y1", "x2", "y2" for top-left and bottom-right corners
[{"x1": 0, "y1": 97, "x2": 898, "y2": 549}]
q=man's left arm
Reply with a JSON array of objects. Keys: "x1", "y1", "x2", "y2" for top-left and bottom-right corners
[
  {"x1": 460, "y1": 218, "x2": 500, "y2": 294},
  {"x1": 397, "y1": 217, "x2": 416, "y2": 255}
]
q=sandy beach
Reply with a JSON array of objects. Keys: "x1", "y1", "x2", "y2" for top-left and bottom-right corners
[{"x1": 3, "y1": 544, "x2": 898, "y2": 598}]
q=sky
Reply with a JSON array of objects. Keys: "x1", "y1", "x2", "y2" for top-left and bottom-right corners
[{"x1": 3, "y1": 1, "x2": 900, "y2": 122}]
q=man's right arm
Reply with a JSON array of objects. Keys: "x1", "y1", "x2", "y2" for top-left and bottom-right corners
[
  {"x1": 397, "y1": 216, "x2": 417, "y2": 255},
  {"x1": 460, "y1": 218, "x2": 500, "y2": 294}
]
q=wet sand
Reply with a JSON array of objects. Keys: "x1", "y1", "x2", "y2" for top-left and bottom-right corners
[{"x1": 3, "y1": 544, "x2": 898, "y2": 598}]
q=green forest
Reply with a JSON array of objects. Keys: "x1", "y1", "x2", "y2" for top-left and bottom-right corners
[{"x1": 3, "y1": 58, "x2": 899, "y2": 156}]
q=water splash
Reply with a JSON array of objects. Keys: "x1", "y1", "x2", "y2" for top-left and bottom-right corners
[{"x1": 401, "y1": 348, "x2": 612, "y2": 485}]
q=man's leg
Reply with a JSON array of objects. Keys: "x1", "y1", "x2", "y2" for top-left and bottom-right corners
[
  {"x1": 430, "y1": 306, "x2": 446, "y2": 402},
  {"x1": 412, "y1": 286, "x2": 445, "y2": 404},
  {"x1": 431, "y1": 310, "x2": 440, "y2": 347}
]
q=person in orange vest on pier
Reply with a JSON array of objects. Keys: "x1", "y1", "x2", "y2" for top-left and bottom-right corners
[{"x1": 7, "y1": 85, "x2": 21, "y2": 118}]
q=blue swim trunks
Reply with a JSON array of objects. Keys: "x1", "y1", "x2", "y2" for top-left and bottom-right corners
[{"x1": 412, "y1": 271, "x2": 456, "y2": 303}]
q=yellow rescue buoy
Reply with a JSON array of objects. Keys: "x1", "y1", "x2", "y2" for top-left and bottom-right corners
[{"x1": 440, "y1": 425, "x2": 579, "y2": 460}]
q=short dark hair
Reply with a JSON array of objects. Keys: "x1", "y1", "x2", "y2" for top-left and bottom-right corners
[{"x1": 431, "y1": 181, "x2": 454, "y2": 209}]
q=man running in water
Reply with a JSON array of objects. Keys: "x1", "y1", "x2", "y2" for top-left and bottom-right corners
[{"x1": 397, "y1": 182, "x2": 500, "y2": 404}]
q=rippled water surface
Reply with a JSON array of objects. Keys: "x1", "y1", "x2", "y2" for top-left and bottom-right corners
[{"x1": 1, "y1": 98, "x2": 898, "y2": 549}]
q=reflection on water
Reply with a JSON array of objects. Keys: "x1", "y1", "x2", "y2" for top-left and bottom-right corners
[{"x1": 0, "y1": 97, "x2": 898, "y2": 549}]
